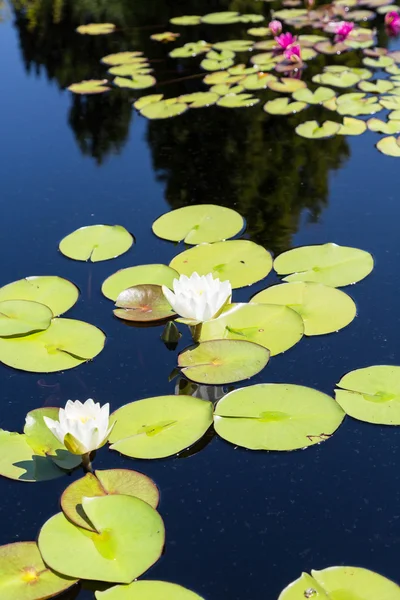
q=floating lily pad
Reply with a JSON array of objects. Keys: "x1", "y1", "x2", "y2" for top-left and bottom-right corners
[
  {"x1": 76, "y1": 23, "x2": 116, "y2": 35},
  {"x1": 380, "y1": 96, "x2": 400, "y2": 110},
  {"x1": 264, "y1": 98, "x2": 308, "y2": 115},
  {"x1": 240, "y1": 14, "x2": 264, "y2": 23},
  {"x1": 241, "y1": 74, "x2": 273, "y2": 90},
  {"x1": 299, "y1": 34, "x2": 328, "y2": 45},
  {"x1": 0, "y1": 300, "x2": 52, "y2": 337},
  {"x1": 214, "y1": 384, "x2": 345, "y2": 451},
  {"x1": 312, "y1": 71, "x2": 361, "y2": 88},
  {"x1": 133, "y1": 95, "x2": 164, "y2": 110},
  {"x1": 376, "y1": 136, "x2": 400, "y2": 157},
  {"x1": 178, "y1": 339, "x2": 270, "y2": 384},
  {"x1": 337, "y1": 117, "x2": 367, "y2": 135},
  {"x1": 336, "y1": 93, "x2": 382, "y2": 116},
  {"x1": 170, "y1": 42, "x2": 210, "y2": 58},
  {"x1": 336, "y1": 365, "x2": 400, "y2": 424},
  {"x1": 268, "y1": 78, "x2": 306, "y2": 93},
  {"x1": 24, "y1": 408, "x2": 81, "y2": 470},
  {"x1": 314, "y1": 41, "x2": 348, "y2": 55},
  {"x1": 273, "y1": 8, "x2": 307, "y2": 18},
  {"x1": 178, "y1": 92, "x2": 219, "y2": 108},
  {"x1": 152, "y1": 204, "x2": 244, "y2": 244},
  {"x1": 38, "y1": 495, "x2": 165, "y2": 583},
  {"x1": 113, "y1": 76, "x2": 156, "y2": 90},
  {"x1": 59, "y1": 225, "x2": 133, "y2": 262},
  {"x1": 386, "y1": 64, "x2": 400, "y2": 75},
  {"x1": 199, "y1": 302, "x2": 304, "y2": 354},
  {"x1": 363, "y1": 56, "x2": 394, "y2": 68},
  {"x1": 151, "y1": 31, "x2": 180, "y2": 43},
  {"x1": 0, "y1": 542, "x2": 77, "y2": 600},
  {"x1": 358, "y1": 80, "x2": 394, "y2": 93},
  {"x1": 368, "y1": 118, "x2": 400, "y2": 134},
  {"x1": 68, "y1": 80, "x2": 110, "y2": 95},
  {"x1": 389, "y1": 110, "x2": 400, "y2": 120},
  {"x1": 102, "y1": 265, "x2": 179, "y2": 301},
  {"x1": 252, "y1": 282, "x2": 356, "y2": 335},
  {"x1": 101, "y1": 52, "x2": 143, "y2": 65},
  {"x1": 96, "y1": 581, "x2": 205, "y2": 600},
  {"x1": 247, "y1": 27, "x2": 271, "y2": 36},
  {"x1": 140, "y1": 99, "x2": 188, "y2": 119},
  {"x1": 217, "y1": 94, "x2": 260, "y2": 108},
  {"x1": 274, "y1": 243, "x2": 374, "y2": 287},
  {"x1": 213, "y1": 40, "x2": 254, "y2": 52},
  {"x1": 109, "y1": 395, "x2": 213, "y2": 459},
  {"x1": 292, "y1": 87, "x2": 336, "y2": 104},
  {"x1": 170, "y1": 15, "x2": 202, "y2": 26},
  {"x1": 169, "y1": 240, "x2": 273, "y2": 288},
  {"x1": 200, "y1": 55, "x2": 235, "y2": 71},
  {"x1": 201, "y1": 11, "x2": 241, "y2": 24},
  {"x1": 278, "y1": 567, "x2": 400, "y2": 600},
  {"x1": 114, "y1": 285, "x2": 175, "y2": 322},
  {"x1": 0, "y1": 276, "x2": 79, "y2": 316},
  {"x1": 61, "y1": 469, "x2": 159, "y2": 530},
  {"x1": 210, "y1": 83, "x2": 244, "y2": 95},
  {"x1": 295, "y1": 120, "x2": 340, "y2": 139},
  {"x1": 108, "y1": 64, "x2": 151, "y2": 76},
  {"x1": 0, "y1": 318, "x2": 105, "y2": 373},
  {"x1": 0, "y1": 430, "x2": 64, "y2": 482}
]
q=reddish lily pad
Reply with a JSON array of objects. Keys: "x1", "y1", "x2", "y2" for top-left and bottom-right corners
[{"x1": 114, "y1": 285, "x2": 175, "y2": 322}]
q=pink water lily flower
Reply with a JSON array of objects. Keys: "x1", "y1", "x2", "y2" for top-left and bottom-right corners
[
  {"x1": 275, "y1": 32, "x2": 296, "y2": 50},
  {"x1": 332, "y1": 21, "x2": 354, "y2": 42},
  {"x1": 269, "y1": 20, "x2": 282, "y2": 36},
  {"x1": 284, "y1": 43, "x2": 302, "y2": 62},
  {"x1": 385, "y1": 11, "x2": 400, "y2": 35}
]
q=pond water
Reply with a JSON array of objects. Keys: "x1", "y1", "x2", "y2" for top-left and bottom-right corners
[{"x1": 1, "y1": 1, "x2": 400, "y2": 599}]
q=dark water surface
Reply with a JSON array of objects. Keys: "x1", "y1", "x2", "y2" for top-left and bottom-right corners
[{"x1": 1, "y1": 1, "x2": 400, "y2": 599}]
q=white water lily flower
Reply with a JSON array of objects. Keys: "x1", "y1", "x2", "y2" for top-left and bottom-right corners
[
  {"x1": 162, "y1": 272, "x2": 232, "y2": 325},
  {"x1": 43, "y1": 399, "x2": 113, "y2": 455}
]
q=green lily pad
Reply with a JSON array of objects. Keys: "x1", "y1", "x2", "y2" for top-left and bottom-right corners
[
  {"x1": 314, "y1": 41, "x2": 348, "y2": 55},
  {"x1": 169, "y1": 15, "x2": 202, "y2": 26},
  {"x1": 376, "y1": 136, "x2": 400, "y2": 157},
  {"x1": 133, "y1": 95, "x2": 164, "y2": 110},
  {"x1": 345, "y1": 8, "x2": 375, "y2": 19},
  {"x1": 38, "y1": 495, "x2": 165, "y2": 583},
  {"x1": 378, "y1": 3, "x2": 399, "y2": 11},
  {"x1": 298, "y1": 34, "x2": 328, "y2": 45},
  {"x1": 312, "y1": 71, "x2": 361, "y2": 88},
  {"x1": 114, "y1": 285, "x2": 175, "y2": 322},
  {"x1": 358, "y1": 80, "x2": 394, "y2": 93},
  {"x1": 203, "y1": 71, "x2": 243, "y2": 85},
  {"x1": 295, "y1": 120, "x2": 340, "y2": 139},
  {"x1": 108, "y1": 64, "x2": 151, "y2": 76},
  {"x1": 201, "y1": 56, "x2": 235, "y2": 72},
  {"x1": 363, "y1": 56, "x2": 394, "y2": 68},
  {"x1": 386, "y1": 64, "x2": 400, "y2": 75},
  {"x1": 201, "y1": 11, "x2": 241, "y2": 24},
  {"x1": 76, "y1": 23, "x2": 115, "y2": 35},
  {"x1": 368, "y1": 118, "x2": 400, "y2": 134},
  {"x1": 247, "y1": 27, "x2": 271, "y2": 36},
  {"x1": 217, "y1": 94, "x2": 260, "y2": 108},
  {"x1": 274, "y1": 243, "x2": 374, "y2": 287},
  {"x1": 96, "y1": 581, "x2": 205, "y2": 600},
  {"x1": 169, "y1": 240, "x2": 273, "y2": 288},
  {"x1": 273, "y1": 8, "x2": 307, "y2": 18},
  {"x1": 68, "y1": 80, "x2": 110, "y2": 95},
  {"x1": 337, "y1": 117, "x2": 367, "y2": 135},
  {"x1": 241, "y1": 74, "x2": 273, "y2": 90},
  {"x1": 24, "y1": 408, "x2": 81, "y2": 470},
  {"x1": 0, "y1": 318, "x2": 105, "y2": 372},
  {"x1": 101, "y1": 52, "x2": 143, "y2": 65},
  {"x1": 324, "y1": 65, "x2": 372, "y2": 80},
  {"x1": 109, "y1": 395, "x2": 213, "y2": 459},
  {"x1": 336, "y1": 365, "x2": 400, "y2": 424},
  {"x1": 0, "y1": 430, "x2": 64, "y2": 482},
  {"x1": 102, "y1": 265, "x2": 179, "y2": 301},
  {"x1": 264, "y1": 98, "x2": 308, "y2": 115},
  {"x1": 240, "y1": 14, "x2": 264, "y2": 23},
  {"x1": 59, "y1": 225, "x2": 133, "y2": 262},
  {"x1": 199, "y1": 302, "x2": 304, "y2": 355},
  {"x1": 170, "y1": 42, "x2": 210, "y2": 58},
  {"x1": 61, "y1": 469, "x2": 159, "y2": 530},
  {"x1": 152, "y1": 204, "x2": 244, "y2": 244},
  {"x1": 268, "y1": 78, "x2": 307, "y2": 93},
  {"x1": 140, "y1": 99, "x2": 188, "y2": 119},
  {"x1": 292, "y1": 87, "x2": 336, "y2": 104},
  {"x1": 178, "y1": 92, "x2": 219, "y2": 108},
  {"x1": 380, "y1": 96, "x2": 400, "y2": 110},
  {"x1": 279, "y1": 567, "x2": 400, "y2": 600},
  {"x1": 252, "y1": 282, "x2": 356, "y2": 335},
  {"x1": 214, "y1": 384, "x2": 345, "y2": 451},
  {"x1": 0, "y1": 542, "x2": 77, "y2": 600},
  {"x1": 113, "y1": 76, "x2": 156, "y2": 90},
  {"x1": 213, "y1": 40, "x2": 253, "y2": 52},
  {"x1": 178, "y1": 339, "x2": 270, "y2": 384},
  {"x1": 336, "y1": 93, "x2": 382, "y2": 116},
  {"x1": 0, "y1": 300, "x2": 52, "y2": 337},
  {"x1": 0, "y1": 276, "x2": 79, "y2": 316},
  {"x1": 210, "y1": 83, "x2": 244, "y2": 96},
  {"x1": 389, "y1": 110, "x2": 400, "y2": 120}
]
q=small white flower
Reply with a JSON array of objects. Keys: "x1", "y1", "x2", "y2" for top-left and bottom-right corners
[
  {"x1": 43, "y1": 399, "x2": 113, "y2": 455},
  {"x1": 162, "y1": 272, "x2": 232, "y2": 325}
]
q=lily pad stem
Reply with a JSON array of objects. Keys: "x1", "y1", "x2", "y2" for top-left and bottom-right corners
[
  {"x1": 82, "y1": 452, "x2": 93, "y2": 474},
  {"x1": 190, "y1": 323, "x2": 203, "y2": 343}
]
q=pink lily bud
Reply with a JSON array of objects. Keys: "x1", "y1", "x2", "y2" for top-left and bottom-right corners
[
  {"x1": 275, "y1": 32, "x2": 296, "y2": 50},
  {"x1": 284, "y1": 43, "x2": 302, "y2": 62},
  {"x1": 269, "y1": 20, "x2": 282, "y2": 36},
  {"x1": 385, "y1": 11, "x2": 400, "y2": 35},
  {"x1": 331, "y1": 21, "x2": 354, "y2": 42}
]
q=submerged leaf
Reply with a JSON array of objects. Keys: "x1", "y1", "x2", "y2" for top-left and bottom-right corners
[{"x1": 59, "y1": 225, "x2": 133, "y2": 262}]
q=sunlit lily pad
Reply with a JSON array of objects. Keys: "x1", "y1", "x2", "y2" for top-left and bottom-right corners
[
  {"x1": 169, "y1": 42, "x2": 210, "y2": 58},
  {"x1": 240, "y1": 14, "x2": 265, "y2": 23},
  {"x1": 96, "y1": 581, "x2": 205, "y2": 600},
  {"x1": 324, "y1": 65, "x2": 372, "y2": 79},
  {"x1": 367, "y1": 118, "x2": 400, "y2": 134},
  {"x1": 345, "y1": 9, "x2": 375, "y2": 19},
  {"x1": 108, "y1": 64, "x2": 151, "y2": 76},
  {"x1": 179, "y1": 339, "x2": 270, "y2": 384},
  {"x1": 199, "y1": 302, "x2": 304, "y2": 355},
  {"x1": 338, "y1": 117, "x2": 367, "y2": 135},
  {"x1": 178, "y1": 92, "x2": 219, "y2": 108},
  {"x1": 273, "y1": 8, "x2": 307, "y2": 18},
  {"x1": 389, "y1": 110, "x2": 400, "y2": 120},
  {"x1": 203, "y1": 71, "x2": 243, "y2": 85},
  {"x1": 0, "y1": 276, "x2": 78, "y2": 316},
  {"x1": 386, "y1": 64, "x2": 400, "y2": 75},
  {"x1": 210, "y1": 83, "x2": 244, "y2": 95},
  {"x1": 252, "y1": 282, "x2": 356, "y2": 335},
  {"x1": 0, "y1": 542, "x2": 77, "y2": 600},
  {"x1": 140, "y1": 99, "x2": 188, "y2": 119},
  {"x1": 312, "y1": 71, "x2": 361, "y2": 88},
  {"x1": 295, "y1": 120, "x2": 340, "y2": 139},
  {"x1": 61, "y1": 469, "x2": 159, "y2": 530},
  {"x1": 214, "y1": 384, "x2": 345, "y2": 451},
  {"x1": 133, "y1": 95, "x2": 164, "y2": 110},
  {"x1": 336, "y1": 365, "x2": 400, "y2": 424},
  {"x1": 76, "y1": 23, "x2": 116, "y2": 35},
  {"x1": 38, "y1": 495, "x2": 165, "y2": 583},
  {"x1": 113, "y1": 75, "x2": 156, "y2": 90},
  {"x1": 102, "y1": 265, "x2": 178, "y2": 301},
  {"x1": 0, "y1": 300, "x2": 52, "y2": 337},
  {"x1": 358, "y1": 80, "x2": 394, "y2": 93},
  {"x1": 376, "y1": 136, "x2": 400, "y2": 156},
  {"x1": 298, "y1": 34, "x2": 328, "y2": 45},
  {"x1": 0, "y1": 318, "x2": 105, "y2": 372},
  {"x1": 268, "y1": 78, "x2": 306, "y2": 93},
  {"x1": 109, "y1": 395, "x2": 213, "y2": 459},
  {"x1": 169, "y1": 240, "x2": 273, "y2": 288},
  {"x1": 101, "y1": 52, "x2": 143, "y2": 65},
  {"x1": 201, "y1": 50, "x2": 235, "y2": 71},
  {"x1": 247, "y1": 27, "x2": 271, "y2": 36},
  {"x1": 59, "y1": 225, "x2": 133, "y2": 262},
  {"x1": 151, "y1": 31, "x2": 180, "y2": 43},
  {"x1": 278, "y1": 567, "x2": 400, "y2": 600},
  {"x1": 264, "y1": 98, "x2": 308, "y2": 115},
  {"x1": 114, "y1": 285, "x2": 175, "y2": 322},
  {"x1": 152, "y1": 204, "x2": 244, "y2": 244},
  {"x1": 363, "y1": 56, "x2": 394, "y2": 68},
  {"x1": 241, "y1": 73, "x2": 273, "y2": 90},
  {"x1": 217, "y1": 94, "x2": 260, "y2": 108},
  {"x1": 377, "y1": 3, "x2": 399, "y2": 11},
  {"x1": 292, "y1": 87, "x2": 336, "y2": 105},
  {"x1": 68, "y1": 80, "x2": 110, "y2": 95},
  {"x1": 170, "y1": 15, "x2": 202, "y2": 26},
  {"x1": 314, "y1": 41, "x2": 348, "y2": 55},
  {"x1": 380, "y1": 95, "x2": 400, "y2": 110},
  {"x1": 201, "y1": 11, "x2": 241, "y2": 24},
  {"x1": 336, "y1": 93, "x2": 382, "y2": 116},
  {"x1": 213, "y1": 40, "x2": 253, "y2": 52},
  {"x1": 274, "y1": 243, "x2": 374, "y2": 287}
]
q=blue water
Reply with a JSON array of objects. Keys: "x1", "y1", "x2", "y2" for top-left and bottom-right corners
[{"x1": 1, "y1": 2, "x2": 400, "y2": 599}]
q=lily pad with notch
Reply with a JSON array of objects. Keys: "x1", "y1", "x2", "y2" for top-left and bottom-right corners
[
  {"x1": 0, "y1": 276, "x2": 79, "y2": 317},
  {"x1": 102, "y1": 264, "x2": 179, "y2": 301},
  {"x1": 113, "y1": 76, "x2": 156, "y2": 90},
  {"x1": 295, "y1": 121, "x2": 340, "y2": 139},
  {"x1": 264, "y1": 98, "x2": 308, "y2": 115},
  {"x1": 376, "y1": 135, "x2": 400, "y2": 156},
  {"x1": 178, "y1": 92, "x2": 219, "y2": 108},
  {"x1": 114, "y1": 285, "x2": 175, "y2": 323},
  {"x1": 217, "y1": 94, "x2": 260, "y2": 108},
  {"x1": 59, "y1": 225, "x2": 134, "y2": 262},
  {"x1": 0, "y1": 300, "x2": 52, "y2": 337},
  {"x1": 96, "y1": 581, "x2": 206, "y2": 600},
  {"x1": 292, "y1": 87, "x2": 336, "y2": 105},
  {"x1": 68, "y1": 80, "x2": 110, "y2": 95},
  {"x1": 101, "y1": 52, "x2": 143, "y2": 65},
  {"x1": 337, "y1": 117, "x2": 367, "y2": 135},
  {"x1": 140, "y1": 99, "x2": 188, "y2": 119},
  {"x1": 367, "y1": 118, "x2": 400, "y2": 134}
]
